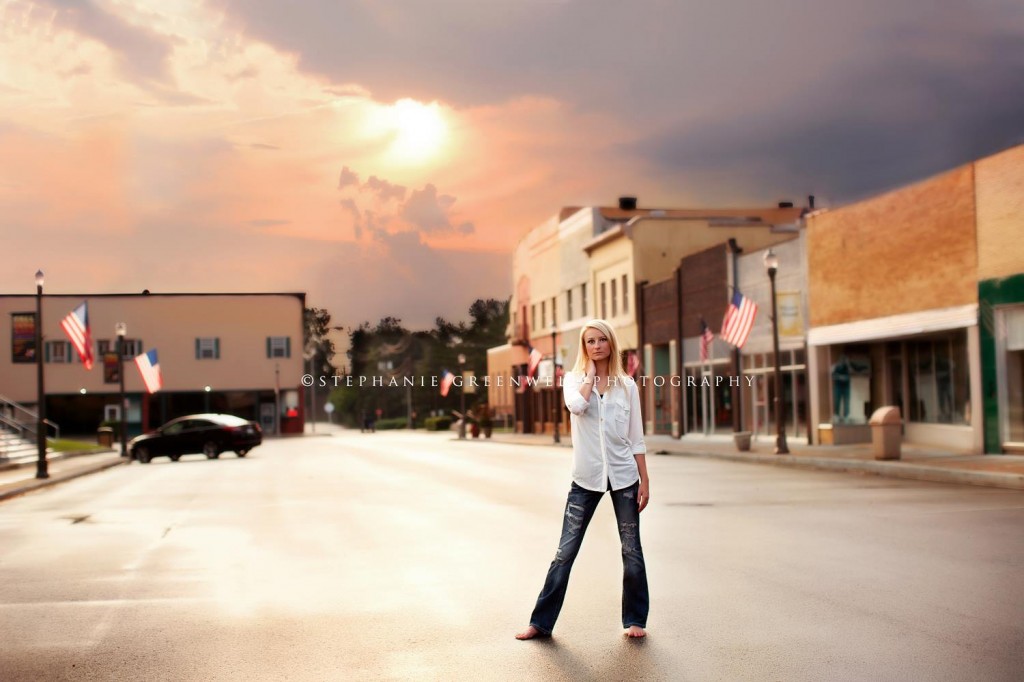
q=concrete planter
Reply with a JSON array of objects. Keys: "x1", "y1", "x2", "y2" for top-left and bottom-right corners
[{"x1": 734, "y1": 431, "x2": 752, "y2": 452}]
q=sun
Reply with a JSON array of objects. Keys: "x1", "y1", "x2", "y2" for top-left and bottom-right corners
[{"x1": 388, "y1": 99, "x2": 447, "y2": 163}]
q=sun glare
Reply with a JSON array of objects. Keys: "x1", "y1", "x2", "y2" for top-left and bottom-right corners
[{"x1": 388, "y1": 99, "x2": 447, "y2": 163}]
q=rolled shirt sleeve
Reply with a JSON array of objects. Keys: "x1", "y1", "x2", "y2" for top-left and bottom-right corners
[
  {"x1": 627, "y1": 380, "x2": 646, "y2": 455},
  {"x1": 563, "y1": 371, "x2": 590, "y2": 415}
]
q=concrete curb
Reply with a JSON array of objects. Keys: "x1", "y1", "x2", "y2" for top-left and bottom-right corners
[
  {"x1": 479, "y1": 435, "x2": 1024, "y2": 492},
  {"x1": 0, "y1": 448, "x2": 115, "y2": 472},
  {"x1": 0, "y1": 457, "x2": 129, "y2": 503},
  {"x1": 666, "y1": 449, "x2": 1024, "y2": 491}
]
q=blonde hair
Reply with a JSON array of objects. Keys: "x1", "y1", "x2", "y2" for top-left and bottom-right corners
[{"x1": 571, "y1": 319, "x2": 628, "y2": 379}]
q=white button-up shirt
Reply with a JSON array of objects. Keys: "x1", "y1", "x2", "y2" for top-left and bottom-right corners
[{"x1": 563, "y1": 371, "x2": 646, "y2": 492}]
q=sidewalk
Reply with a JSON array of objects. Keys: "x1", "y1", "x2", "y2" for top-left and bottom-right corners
[
  {"x1": 481, "y1": 431, "x2": 1024, "y2": 491},
  {"x1": 0, "y1": 450, "x2": 128, "y2": 502}
]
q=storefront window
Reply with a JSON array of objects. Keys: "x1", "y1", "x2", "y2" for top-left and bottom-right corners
[
  {"x1": 1001, "y1": 307, "x2": 1024, "y2": 444},
  {"x1": 1008, "y1": 347, "x2": 1024, "y2": 442},
  {"x1": 830, "y1": 345, "x2": 871, "y2": 424},
  {"x1": 740, "y1": 350, "x2": 807, "y2": 437},
  {"x1": 684, "y1": 363, "x2": 733, "y2": 435},
  {"x1": 907, "y1": 332, "x2": 969, "y2": 425}
]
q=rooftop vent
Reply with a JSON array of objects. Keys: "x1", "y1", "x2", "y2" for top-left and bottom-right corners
[
  {"x1": 778, "y1": 201, "x2": 794, "y2": 208},
  {"x1": 619, "y1": 196, "x2": 638, "y2": 211}
]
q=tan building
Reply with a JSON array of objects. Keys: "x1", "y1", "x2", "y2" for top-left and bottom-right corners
[
  {"x1": 494, "y1": 197, "x2": 805, "y2": 436},
  {"x1": 806, "y1": 143, "x2": 1024, "y2": 453},
  {"x1": 2, "y1": 292, "x2": 306, "y2": 438},
  {"x1": 624, "y1": 217, "x2": 803, "y2": 438}
]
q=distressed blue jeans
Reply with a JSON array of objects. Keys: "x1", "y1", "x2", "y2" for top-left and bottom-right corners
[{"x1": 528, "y1": 480, "x2": 649, "y2": 634}]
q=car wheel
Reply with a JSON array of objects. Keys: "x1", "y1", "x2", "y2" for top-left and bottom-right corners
[
  {"x1": 235, "y1": 449, "x2": 249, "y2": 458},
  {"x1": 136, "y1": 447, "x2": 152, "y2": 464},
  {"x1": 169, "y1": 454, "x2": 181, "y2": 462},
  {"x1": 203, "y1": 442, "x2": 220, "y2": 459}
]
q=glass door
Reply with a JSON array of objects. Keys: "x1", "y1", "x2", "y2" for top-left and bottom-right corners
[{"x1": 1001, "y1": 307, "x2": 1024, "y2": 447}]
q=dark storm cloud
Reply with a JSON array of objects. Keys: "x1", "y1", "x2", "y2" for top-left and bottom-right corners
[
  {"x1": 211, "y1": 0, "x2": 1024, "y2": 204},
  {"x1": 37, "y1": 0, "x2": 178, "y2": 87},
  {"x1": 630, "y1": 18, "x2": 1024, "y2": 204}
]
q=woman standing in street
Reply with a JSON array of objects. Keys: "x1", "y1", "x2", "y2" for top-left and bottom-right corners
[{"x1": 516, "y1": 319, "x2": 650, "y2": 640}]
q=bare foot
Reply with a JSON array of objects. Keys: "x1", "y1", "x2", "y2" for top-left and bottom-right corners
[
  {"x1": 625, "y1": 625, "x2": 646, "y2": 638},
  {"x1": 515, "y1": 625, "x2": 544, "y2": 640}
]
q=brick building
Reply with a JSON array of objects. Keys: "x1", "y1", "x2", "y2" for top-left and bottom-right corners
[{"x1": 806, "y1": 144, "x2": 1024, "y2": 453}]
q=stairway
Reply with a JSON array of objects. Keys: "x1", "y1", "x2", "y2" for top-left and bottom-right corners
[
  {"x1": 0, "y1": 394, "x2": 57, "y2": 463},
  {"x1": 0, "y1": 429, "x2": 38, "y2": 461}
]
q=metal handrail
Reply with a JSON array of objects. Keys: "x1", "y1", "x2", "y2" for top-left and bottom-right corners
[
  {"x1": 0, "y1": 397, "x2": 60, "y2": 441},
  {"x1": 0, "y1": 413, "x2": 31, "y2": 440},
  {"x1": 0, "y1": 393, "x2": 40, "y2": 422},
  {"x1": 43, "y1": 419, "x2": 60, "y2": 440}
]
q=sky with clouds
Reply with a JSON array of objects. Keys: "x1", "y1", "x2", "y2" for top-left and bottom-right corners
[{"x1": 1, "y1": 0, "x2": 1022, "y2": 329}]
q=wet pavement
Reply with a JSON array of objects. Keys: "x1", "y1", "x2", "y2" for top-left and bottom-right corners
[
  {"x1": 1, "y1": 430, "x2": 1021, "y2": 681},
  {"x1": 2, "y1": 424, "x2": 1023, "y2": 504}
]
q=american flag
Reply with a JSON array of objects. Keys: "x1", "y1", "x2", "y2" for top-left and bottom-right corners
[
  {"x1": 60, "y1": 301, "x2": 94, "y2": 370},
  {"x1": 134, "y1": 348, "x2": 163, "y2": 393},
  {"x1": 440, "y1": 370, "x2": 455, "y2": 397},
  {"x1": 626, "y1": 350, "x2": 640, "y2": 377},
  {"x1": 527, "y1": 345, "x2": 543, "y2": 377},
  {"x1": 720, "y1": 291, "x2": 758, "y2": 349},
  {"x1": 699, "y1": 319, "x2": 714, "y2": 362}
]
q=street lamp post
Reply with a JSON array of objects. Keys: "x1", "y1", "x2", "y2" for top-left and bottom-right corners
[
  {"x1": 35, "y1": 270, "x2": 48, "y2": 479},
  {"x1": 274, "y1": 363, "x2": 280, "y2": 436},
  {"x1": 304, "y1": 350, "x2": 317, "y2": 434},
  {"x1": 764, "y1": 249, "x2": 789, "y2": 455},
  {"x1": 458, "y1": 353, "x2": 467, "y2": 440},
  {"x1": 116, "y1": 322, "x2": 128, "y2": 458},
  {"x1": 552, "y1": 330, "x2": 560, "y2": 444}
]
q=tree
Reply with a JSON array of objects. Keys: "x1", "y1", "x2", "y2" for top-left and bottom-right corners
[
  {"x1": 329, "y1": 298, "x2": 510, "y2": 428},
  {"x1": 303, "y1": 307, "x2": 337, "y2": 376}
]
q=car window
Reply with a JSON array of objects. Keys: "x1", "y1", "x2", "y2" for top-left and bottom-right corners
[{"x1": 163, "y1": 421, "x2": 187, "y2": 435}]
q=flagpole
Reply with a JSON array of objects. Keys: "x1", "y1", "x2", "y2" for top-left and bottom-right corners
[
  {"x1": 35, "y1": 270, "x2": 48, "y2": 479},
  {"x1": 116, "y1": 322, "x2": 128, "y2": 457},
  {"x1": 458, "y1": 354, "x2": 466, "y2": 440}
]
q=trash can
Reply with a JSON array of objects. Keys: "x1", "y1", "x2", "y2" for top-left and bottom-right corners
[
  {"x1": 868, "y1": 407, "x2": 902, "y2": 460},
  {"x1": 97, "y1": 426, "x2": 114, "y2": 448},
  {"x1": 733, "y1": 431, "x2": 752, "y2": 452}
]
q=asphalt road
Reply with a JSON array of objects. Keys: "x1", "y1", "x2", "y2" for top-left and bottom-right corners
[{"x1": 1, "y1": 431, "x2": 1022, "y2": 681}]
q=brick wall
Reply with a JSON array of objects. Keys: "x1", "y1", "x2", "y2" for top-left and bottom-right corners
[
  {"x1": 642, "y1": 277, "x2": 679, "y2": 345},
  {"x1": 975, "y1": 144, "x2": 1024, "y2": 281},
  {"x1": 807, "y1": 165, "x2": 977, "y2": 327},
  {"x1": 681, "y1": 244, "x2": 728, "y2": 337}
]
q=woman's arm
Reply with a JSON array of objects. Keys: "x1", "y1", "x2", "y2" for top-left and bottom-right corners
[
  {"x1": 628, "y1": 380, "x2": 649, "y2": 511},
  {"x1": 634, "y1": 453, "x2": 649, "y2": 512},
  {"x1": 577, "y1": 362, "x2": 596, "y2": 403},
  {"x1": 563, "y1": 367, "x2": 594, "y2": 415}
]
